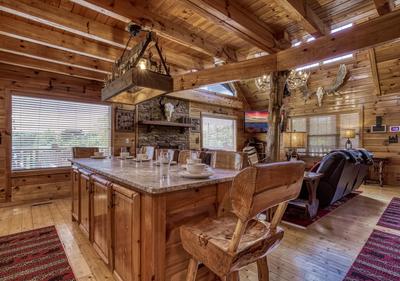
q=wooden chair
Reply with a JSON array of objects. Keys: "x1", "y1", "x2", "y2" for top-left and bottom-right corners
[
  {"x1": 155, "y1": 148, "x2": 179, "y2": 162},
  {"x1": 138, "y1": 146, "x2": 155, "y2": 160},
  {"x1": 72, "y1": 147, "x2": 99, "y2": 158},
  {"x1": 211, "y1": 151, "x2": 246, "y2": 170},
  {"x1": 178, "y1": 150, "x2": 200, "y2": 164},
  {"x1": 180, "y1": 161, "x2": 305, "y2": 281}
]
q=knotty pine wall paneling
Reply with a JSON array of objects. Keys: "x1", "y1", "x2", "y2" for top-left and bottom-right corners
[{"x1": 286, "y1": 45, "x2": 400, "y2": 186}]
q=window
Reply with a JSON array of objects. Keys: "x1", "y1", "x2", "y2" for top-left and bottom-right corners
[
  {"x1": 202, "y1": 115, "x2": 236, "y2": 151},
  {"x1": 290, "y1": 112, "x2": 360, "y2": 156},
  {"x1": 12, "y1": 95, "x2": 111, "y2": 170},
  {"x1": 200, "y1": 83, "x2": 235, "y2": 96}
]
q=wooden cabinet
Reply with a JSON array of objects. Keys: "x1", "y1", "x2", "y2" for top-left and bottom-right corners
[
  {"x1": 92, "y1": 175, "x2": 112, "y2": 266},
  {"x1": 79, "y1": 169, "x2": 92, "y2": 239},
  {"x1": 71, "y1": 167, "x2": 80, "y2": 222},
  {"x1": 112, "y1": 184, "x2": 141, "y2": 281}
]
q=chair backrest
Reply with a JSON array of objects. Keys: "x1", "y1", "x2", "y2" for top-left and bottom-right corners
[
  {"x1": 139, "y1": 146, "x2": 155, "y2": 160},
  {"x1": 72, "y1": 147, "x2": 99, "y2": 158},
  {"x1": 156, "y1": 149, "x2": 179, "y2": 161},
  {"x1": 211, "y1": 151, "x2": 245, "y2": 170},
  {"x1": 226, "y1": 161, "x2": 305, "y2": 253},
  {"x1": 243, "y1": 146, "x2": 259, "y2": 165},
  {"x1": 178, "y1": 150, "x2": 195, "y2": 164}
]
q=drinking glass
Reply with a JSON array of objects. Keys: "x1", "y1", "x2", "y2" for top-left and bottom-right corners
[{"x1": 159, "y1": 152, "x2": 171, "y2": 178}]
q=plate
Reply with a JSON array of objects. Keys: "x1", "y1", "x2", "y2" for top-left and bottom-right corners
[
  {"x1": 90, "y1": 156, "x2": 107, "y2": 159},
  {"x1": 179, "y1": 170, "x2": 214, "y2": 179},
  {"x1": 154, "y1": 161, "x2": 177, "y2": 166},
  {"x1": 117, "y1": 156, "x2": 134, "y2": 160},
  {"x1": 132, "y1": 158, "x2": 151, "y2": 162}
]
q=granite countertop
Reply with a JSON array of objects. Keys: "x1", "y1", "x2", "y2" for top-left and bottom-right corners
[{"x1": 69, "y1": 158, "x2": 239, "y2": 194}]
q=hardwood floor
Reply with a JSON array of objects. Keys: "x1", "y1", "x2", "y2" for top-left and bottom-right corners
[{"x1": 0, "y1": 184, "x2": 399, "y2": 281}]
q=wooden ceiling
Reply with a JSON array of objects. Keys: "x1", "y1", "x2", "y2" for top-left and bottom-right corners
[{"x1": 0, "y1": 0, "x2": 399, "y2": 107}]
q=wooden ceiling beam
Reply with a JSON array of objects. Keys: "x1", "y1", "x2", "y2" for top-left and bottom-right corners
[
  {"x1": 275, "y1": 0, "x2": 330, "y2": 36},
  {"x1": 0, "y1": 15, "x2": 191, "y2": 73},
  {"x1": 0, "y1": 35, "x2": 112, "y2": 74},
  {"x1": 373, "y1": 0, "x2": 395, "y2": 15},
  {"x1": 0, "y1": 0, "x2": 206, "y2": 71},
  {"x1": 70, "y1": 0, "x2": 236, "y2": 61},
  {"x1": 0, "y1": 51, "x2": 106, "y2": 81},
  {"x1": 173, "y1": 9, "x2": 400, "y2": 91},
  {"x1": 180, "y1": 0, "x2": 289, "y2": 53}
]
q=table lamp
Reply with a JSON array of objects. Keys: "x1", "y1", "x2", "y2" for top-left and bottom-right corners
[
  {"x1": 283, "y1": 131, "x2": 307, "y2": 161},
  {"x1": 342, "y1": 129, "x2": 356, "y2": 149}
]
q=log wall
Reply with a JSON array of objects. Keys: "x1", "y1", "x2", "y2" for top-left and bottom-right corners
[{"x1": 285, "y1": 42, "x2": 400, "y2": 186}]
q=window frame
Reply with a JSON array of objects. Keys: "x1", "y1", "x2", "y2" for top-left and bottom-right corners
[
  {"x1": 201, "y1": 113, "x2": 237, "y2": 152},
  {"x1": 11, "y1": 94, "x2": 112, "y2": 171},
  {"x1": 288, "y1": 110, "x2": 362, "y2": 156}
]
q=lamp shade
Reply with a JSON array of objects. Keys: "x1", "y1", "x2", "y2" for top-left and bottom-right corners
[
  {"x1": 342, "y1": 129, "x2": 356, "y2": 139},
  {"x1": 283, "y1": 132, "x2": 307, "y2": 149}
]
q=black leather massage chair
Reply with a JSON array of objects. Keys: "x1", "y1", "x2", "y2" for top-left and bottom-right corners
[{"x1": 305, "y1": 149, "x2": 373, "y2": 208}]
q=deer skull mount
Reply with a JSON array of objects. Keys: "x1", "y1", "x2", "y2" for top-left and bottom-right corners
[{"x1": 159, "y1": 97, "x2": 180, "y2": 122}]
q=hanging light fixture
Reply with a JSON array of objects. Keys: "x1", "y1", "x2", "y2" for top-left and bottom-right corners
[
  {"x1": 102, "y1": 23, "x2": 173, "y2": 105},
  {"x1": 255, "y1": 74, "x2": 271, "y2": 92},
  {"x1": 286, "y1": 69, "x2": 310, "y2": 91}
]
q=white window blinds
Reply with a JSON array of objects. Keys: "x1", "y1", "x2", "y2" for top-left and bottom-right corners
[
  {"x1": 290, "y1": 112, "x2": 360, "y2": 156},
  {"x1": 12, "y1": 95, "x2": 111, "y2": 170}
]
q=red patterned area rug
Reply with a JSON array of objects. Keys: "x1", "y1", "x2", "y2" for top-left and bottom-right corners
[
  {"x1": 343, "y1": 230, "x2": 400, "y2": 281},
  {"x1": 377, "y1": 197, "x2": 400, "y2": 231},
  {"x1": 282, "y1": 191, "x2": 362, "y2": 228},
  {"x1": 0, "y1": 226, "x2": 76, "y2": 281}
]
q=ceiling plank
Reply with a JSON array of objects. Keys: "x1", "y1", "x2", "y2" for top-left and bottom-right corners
[
  {"x1": 373, "y1": 0, "x2": 395, "y2": 15},
  {"x1": 172, "y1": 9, "x2": 400, "y2": 91},
  {"x1": 180, "y1": 0, "x2": 288, "y2": 53},
  {"x1": 275, "y1": 0, "x2": 330, "y2": 36},
  {"x1": 0, "y1": 51, "x2": 106, "y2": 81},
  {"x1": 0, "y1": 0, "x2": 205, "y2": 70},
  {"x1": 0, "y1": 34, "x2": 112, "y2": 73},
  {"x1": 0, "y1": 15, "x2": 191, "y2": 72},
  {"x1": 70, "y1": 0, "x2": 236, "y2": 61}
]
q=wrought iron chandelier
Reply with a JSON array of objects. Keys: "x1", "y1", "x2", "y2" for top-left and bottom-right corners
[{"x1": 102, "y1": 23, "x2": 172, "y2": 105}]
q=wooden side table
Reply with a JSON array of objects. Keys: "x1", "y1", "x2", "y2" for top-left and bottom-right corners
[
  {"x1": 289, "y1": 172, "x2": 323, "y2": 218},
  {"x1": 364, "y1": 157, "x2": 389, "y2": 187}
]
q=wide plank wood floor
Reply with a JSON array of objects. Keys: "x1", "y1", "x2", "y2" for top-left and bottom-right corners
[{"x1": 0, "y1": 184, "x2": 399, "y2": 281}]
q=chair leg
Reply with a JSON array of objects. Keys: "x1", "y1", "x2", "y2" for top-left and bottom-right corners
[
  {"x1": 257, "y1": 257, "x2": 269, "y2": 281},
  {"x1": 186, "y1": 258, "x2": 199, "y2": 281}
]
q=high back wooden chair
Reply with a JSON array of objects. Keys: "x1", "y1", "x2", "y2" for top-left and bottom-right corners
[
  {"x1": 180, "y1": 161, "x2": 305, "y2": 281},
  {"x1": 72, "y1": 147, "x2": 99, "y2": 158},
  {"x1": 178, "y1": 150, "x2": 201, "y2": 164},
  {"x1": 138, "y1": 146, "x2": 155, "y2": 160},
  {"x1": 211, "y1": 151, "x2": 246, "y2": 170},
  {"x1": 155, "y1": 148, "x2": 179, "y2": 162}
]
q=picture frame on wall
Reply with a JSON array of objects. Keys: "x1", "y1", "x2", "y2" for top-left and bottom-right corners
[
  {"x1": 115, "y1": 108, "x2": 135, "y2": 132},
  {"x1": 190, "y1": 118, "x2": 201, "y2": 133}
]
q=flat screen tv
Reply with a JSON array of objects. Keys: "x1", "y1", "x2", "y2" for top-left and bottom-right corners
[{"x1": 245, "y1": 111, "x2": 269, "y2": 133}]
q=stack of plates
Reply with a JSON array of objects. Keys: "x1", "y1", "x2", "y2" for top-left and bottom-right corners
[{"x1": 179, "y1": 170, "x2": 214, "y2": 179}]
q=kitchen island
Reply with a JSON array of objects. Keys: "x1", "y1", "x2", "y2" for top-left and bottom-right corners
[{"x1": 70, "y1": 158, "x2": 239, "y2": 281}]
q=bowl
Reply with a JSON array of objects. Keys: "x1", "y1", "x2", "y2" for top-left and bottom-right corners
[{"x1": 187, "y1": 163, "x2": 207, "y2": 174}]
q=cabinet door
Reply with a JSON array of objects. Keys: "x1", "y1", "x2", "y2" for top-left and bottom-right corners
[
  {"x1": 112, "y1": 184, "x2": 141, "y2": 281},
  {"x1": 71, "y1": 168, "x2": 80, "y2": 222},
  {"x1": 92, "y1": 175, "x2": 111, "y2": 265},
  {"x1": 79, "y1": 170, "x2": 91, "y2": 238}
]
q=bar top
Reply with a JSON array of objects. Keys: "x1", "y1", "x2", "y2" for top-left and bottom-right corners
[{"x1": 70, "y1": 158, "x2": 239, "y2": 194}]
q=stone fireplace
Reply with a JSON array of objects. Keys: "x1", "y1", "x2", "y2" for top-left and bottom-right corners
[{"x1": 137, "y1": 97, "x2": 190, "y2": 149}]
